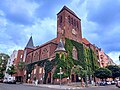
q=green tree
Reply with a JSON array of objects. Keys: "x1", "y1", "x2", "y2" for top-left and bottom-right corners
[
  {"x1": 0, "y1": 53, "x2": 9, "y2": 79},
  {"x1": 6, "y1": 65, "x2": 16, "y2": 76},
  {"x1": 94, "y1": 68, "x2": 112, "y2": 81},
  {"x1": 17, "y1": 61, "x2": 25, "y2": 70},
  {"x1": 106, "y1": 65, "x2": 120, "y2": 80},
  {"x1": 0, "y1": 72, "x2": 4, "y2": 79},
  {"x1": 72, "y1": 65, "x2": 87, "y2": 86}
]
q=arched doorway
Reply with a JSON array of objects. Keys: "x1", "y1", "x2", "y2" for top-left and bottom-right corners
[
  {"x1": 47, "y1": 73, "x2": 51, "y2": 83},
  {"x1": 71, "y1": 74, "x2": 74, "y2": 82}
]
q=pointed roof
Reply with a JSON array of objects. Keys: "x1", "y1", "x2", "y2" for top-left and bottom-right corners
[
  {"x1": 57, "y1": 6, "x2": 81, "y2": 20},
  {"x1": 55, "y1": 39, "x2": 66, "y2": 53},
  {"x1": 25, "y1": 36, "x2": 34, "y2": 49}
]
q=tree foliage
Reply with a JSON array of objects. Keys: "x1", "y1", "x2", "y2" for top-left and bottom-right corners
[
  {"x1": 17, "y1": 61, "x2": 25, "y2": 70},
  {"x1": 94, "y1": 68, "x2": 112, "y2": 80},
  {"x1": 72, "y1": 65, "x2": 87, "y2": 78},
  {"x1": 106, "y1": 65, "x2": 120, "y2": 79},
  {"x1": 0, "y1": 72, "x2": 4, "y2": 79},
  {"x1": 6, "y1": 65, "x2": 16, "y2": 76},
  {"x1": 0, "y1": 53, "x2": 9, "y2": 79}
]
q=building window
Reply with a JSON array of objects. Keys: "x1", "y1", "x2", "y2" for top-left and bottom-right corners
[
  {"x1": 39, "y1": 68, "x2": 42, "y2": 74},
  {"x1": 34, "y1": 52, "x2": 39, "y2": 61},
  {"x1": 43, "y1": 48, "x2": 48, "y2": 53},
  {"x1": 34, "y1": 68, "x2": 36, "y2": 74},
  {"x1": 43, "y1": 68, "x2": 45, "y2": 73},
  {"x1": 60, "y1": 16, "x2": 62, "y2": 23},
  {"x1": 71, "y1": 17, "x2": 73, "y2": 25},
  {"x1": 74, "y1": 19, "x2": 76, "y2": 27},
  {"x1": 77, "y1": 21, "x2": 79, "y2": 28},
  {"x1": 72, "y1": 47, "x2": 78, "y2": 60},
  {"x1": 68, "y1": 15, "x2": 70, "y2": 24},
  {"x1": 24, "y1": 70, "x2": 26, "y2": 75},
  {"x1": 28, "y1": 56, "x2": 31, "y2": 63},
  {"x1": 20, "y1": 54, "x2": 23, "y2": 61}
]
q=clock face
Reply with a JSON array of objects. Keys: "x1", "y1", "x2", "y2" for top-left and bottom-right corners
[{"x1": 72, "y1": 29, "x2": 76, "y2": 35}]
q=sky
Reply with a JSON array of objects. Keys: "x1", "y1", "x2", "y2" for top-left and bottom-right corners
[{"x1": 0, "y1": 0, "x2": 120, "y2": 64}]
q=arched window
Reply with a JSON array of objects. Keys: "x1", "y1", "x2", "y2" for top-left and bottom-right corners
[
  {"x1": 27, "y1": 56, "x2": 31, "y2": 63},
  {"x1": 41, "y1": 48, "x2": 48, "y2": 59},
  {"x1": 72, "y1": 47, "x2": 78, "y2": 60},
  {"x1": 34, "y1": 52, "x2": 39, "y2": 61}
]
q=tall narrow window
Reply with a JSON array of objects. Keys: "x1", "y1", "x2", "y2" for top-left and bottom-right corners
[
  {"x1": 77, "y1": 21, "x2": 79, "y2": 28},
  {"x1": 34, "y1": 52, "x2": 39, "y2": 61},
  {"x1": 72, "y1": 47, "x2": 78, "y2": 60},
  {"x1": 68, "y1": 15, "x2": 70, "y2": 24},
  {"x1": 74, "y1": 19, "x2": 76, "y2": 27},
  {"x1": 60, "y1": 16, "x2": 62, "y2": 23},
  {"x1": 71, "y1": 17, "x2": 73, "y2": 25}
]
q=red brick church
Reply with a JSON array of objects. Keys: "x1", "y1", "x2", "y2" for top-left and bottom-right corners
[{"x1": 22, "y1": 6, "x2": 99, "y2": 84}]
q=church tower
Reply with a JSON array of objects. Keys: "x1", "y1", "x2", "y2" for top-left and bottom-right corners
[
  {"x1": 23, "y1": 36, "x2": 34, "y2": 62},
  {"x1": 57, "y1": 6, "x2": 82, "y2": 43}
]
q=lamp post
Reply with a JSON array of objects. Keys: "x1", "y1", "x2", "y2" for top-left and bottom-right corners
[
  {"x1": 57, "y1": 67, "x2": 63, "y2": 88},
  {"x1": 60, "y1": 67, "x2": 62, "y2": 87}
]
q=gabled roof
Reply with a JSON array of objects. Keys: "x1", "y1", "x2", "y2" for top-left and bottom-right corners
[
  {"x1": 55, "y1": 39, "x2": 66, "y2": 53},
  {"x1": 25, "y1": 36, "x2": 34, "y2": 49},
  {"x1": 57, "y1": 6, "x2": 81, "y2": 20},
  {"x1": 36, "y1": 38, "x2": 57, "y2": 49}
]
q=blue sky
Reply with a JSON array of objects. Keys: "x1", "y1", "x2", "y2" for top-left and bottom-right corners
[{"x1": 0, "y1": 0, "x2": 120, "y2": 64}]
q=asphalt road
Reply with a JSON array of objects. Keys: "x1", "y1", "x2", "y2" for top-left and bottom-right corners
[
  {"x1": 81, "y1": 85, "x2": 120, "y2": 90},
  {"x1": 0, "y1": 83, "x2": 119, "y2": 90},
  {"x1": 0, "y1": 83, "x2": 58, "y2": 90}
]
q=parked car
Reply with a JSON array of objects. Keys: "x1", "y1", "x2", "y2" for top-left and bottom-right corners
[
  {"x1": 3, "y1": 78, "x2": 7, "y2": 83},
  {"x1": 7, "y1": 77, "x2": 16, "y2": 84},
  {"x1": 99, "y1": 81, "x2": 106, "y2": 86},
  {"x1": 111, "y1": 81, "x2": 116, "y2": 85},
  {"x1": 116, "y1": 81, "x2": 120, "y2": 88},
  {"x1": 106, "y1": 81, "x2": 111, "y2": 85},
  {"x1": 3, "y1": 77, "x2": 16, "y2": 84}
]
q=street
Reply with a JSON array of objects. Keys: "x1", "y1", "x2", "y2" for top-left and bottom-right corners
[
  {"x1": 81, "y1": 85, "x2": 120, "y2": 90},
  {"x1": 0, "y1": 83, "x2": 58, "y2": 90},
  {"x1": 0, "y1": 83, "x2": 119, "y2": 90}
]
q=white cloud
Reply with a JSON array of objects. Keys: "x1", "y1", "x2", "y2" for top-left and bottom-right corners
[
  {"x1": 0, "y1": 0, "x2": 40, "y2": 25},
  {"x1": 107, "y1": 51, "x2": 120, "y2": 65},
  {"x1": 24, "y1": 17, "x2": 57, "y2": 45}
]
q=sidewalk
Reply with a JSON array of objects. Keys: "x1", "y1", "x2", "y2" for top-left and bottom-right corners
[{"x1": 23, "y1": 83, "x2": 84, "y2": 89}]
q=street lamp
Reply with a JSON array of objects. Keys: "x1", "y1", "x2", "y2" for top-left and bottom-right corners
[
  {"x1": 57, "y1": 67, "x2": 63, "y2": 88},
  {"x1": 60, "y1": 67, "x2": 62, "y2": 87}
]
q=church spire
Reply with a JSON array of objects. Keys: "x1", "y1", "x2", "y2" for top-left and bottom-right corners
[
  {"x1": 55, "y1": 39, "x2": 66, "y2": 53},
  {"x1": 25, "y1": 36, "x2": 34, "y2": 49}
]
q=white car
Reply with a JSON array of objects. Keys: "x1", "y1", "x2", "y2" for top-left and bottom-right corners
[{"x1": 116, "y1": 81, "x2": 120, "y2": 88}]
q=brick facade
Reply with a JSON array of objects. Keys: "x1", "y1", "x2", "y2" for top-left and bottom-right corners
[{"x1": 21, "y1": 6, "x2": 114, "y2": 84}]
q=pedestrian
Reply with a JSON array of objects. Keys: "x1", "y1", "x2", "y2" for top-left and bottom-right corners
[{"x1": 35, "y1": 79, "x2": 38, "y2": 86}]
